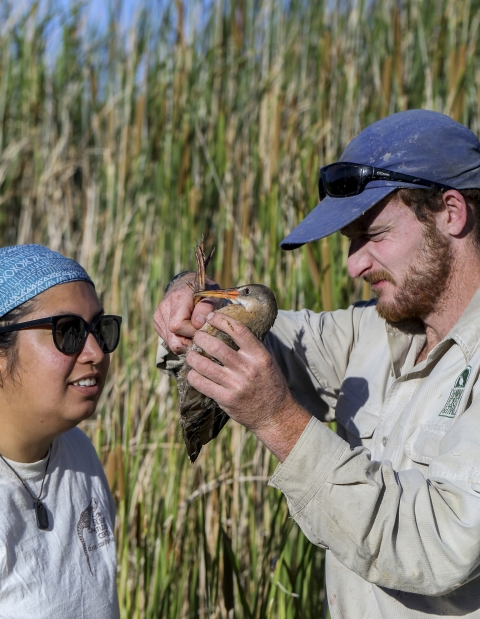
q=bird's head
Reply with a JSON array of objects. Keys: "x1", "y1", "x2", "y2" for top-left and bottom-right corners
[{"x1": 193, "y1": 284, "x2": 278, "y2": 336}]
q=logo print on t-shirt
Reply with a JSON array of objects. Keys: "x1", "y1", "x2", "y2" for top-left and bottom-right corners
[
  {"x1": 439, "y1": 365, "x2": 472, "y2": 418},
  {"x1": 76, "y1": 497, "x2": 113, "y2": 575}
]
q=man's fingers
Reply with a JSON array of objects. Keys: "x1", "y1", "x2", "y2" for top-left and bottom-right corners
[
  {"x1": 190, "y1": 330, "x2": 241, "y2": 367},
  {"x1": 169, "y1": 334, "x2": 193, "y2": 355},
  {"x1": 186, "y1": 353, "x2": 245, "y2": 411},
  {"x1": 191, "y1": 299, "x2": 218, "y2": 329},
  {"x1": 187, "y1": 367, "x2": 228, "y2": 403},
  {"x1": 167, "y1": 295, "x2": 195, "y2": 336},
  {"x1": 189, "y1": 316, "x2": 275, "y2": 389},
  {"x1": 169, "y1": 316, "x2": 197, "y2": 339},
  {"x1": 154, "y1": 275, "x2": 229, "y2": 358},
  {"x1": 153, "y1": 310, "x2": 166, "y2": 338},
  {"x1": 201, "y1": 312, "x2": 260, "y2": 350},
  {"x1": 186, "y1": 349, "x2": 229, "y2": 387}
]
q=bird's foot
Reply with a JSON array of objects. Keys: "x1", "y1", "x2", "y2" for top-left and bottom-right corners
[{"x1": 192, "y1": 235, "x2": 215, "y2": 304}]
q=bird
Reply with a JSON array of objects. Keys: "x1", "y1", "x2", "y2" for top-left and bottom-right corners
[{"x1": 177, "y1": 241, "x2": 278, "y2": 463}]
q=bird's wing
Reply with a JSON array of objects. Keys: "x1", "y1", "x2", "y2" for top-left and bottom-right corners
[
  {"x1": 177, "y1": 325, "x2": 236, "y2": 463},
  {"x1": 178, "y1": 361, "x2": 230, "y2": 463},
  {"x1": 177, "y1": 321, "x2": 239, "y2": 463}
]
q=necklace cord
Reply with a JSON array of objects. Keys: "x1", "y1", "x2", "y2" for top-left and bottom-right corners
[{"x1": 0, "y1": 447, "x2": 51, "y2": 502}]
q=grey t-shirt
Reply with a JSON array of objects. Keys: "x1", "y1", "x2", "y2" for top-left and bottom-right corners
[{"x1": 0, "y1": 427, "x2": 119, "y2": 618}]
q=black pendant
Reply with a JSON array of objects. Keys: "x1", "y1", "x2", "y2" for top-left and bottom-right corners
[{"x1": 34, "y1": 500, "x2": 49, "y2": 530}]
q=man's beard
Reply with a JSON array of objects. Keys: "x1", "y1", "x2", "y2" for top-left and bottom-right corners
[{"x1": 365, "y1": 222, "x2": 454, "y2": 323}]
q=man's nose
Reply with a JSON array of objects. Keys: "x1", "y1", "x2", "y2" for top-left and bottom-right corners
[{"x1": 347, "y1": 242, "x2": 373, "y2": 278}]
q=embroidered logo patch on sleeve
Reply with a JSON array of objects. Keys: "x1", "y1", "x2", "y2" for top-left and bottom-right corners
[{"x1": 439, "y1": 365, "x2": 472, "y2": 418}]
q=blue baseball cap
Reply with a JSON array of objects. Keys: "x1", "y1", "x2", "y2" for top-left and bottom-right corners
[
  {"x1": 280, "y1": 109, "x2": 480, "y2": 249},
  {"x1": 0, "y1": 244, "x2": 94, "y2": 318}
]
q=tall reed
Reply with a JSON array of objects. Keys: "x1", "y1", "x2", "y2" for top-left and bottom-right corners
[{"x1": 1, "y1": 0, "x2": 480, "y2": 616}]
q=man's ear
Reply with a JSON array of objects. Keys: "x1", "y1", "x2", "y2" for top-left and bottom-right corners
[{"x1": 439, "y1": 190, "x2": 472, "y2": 237}]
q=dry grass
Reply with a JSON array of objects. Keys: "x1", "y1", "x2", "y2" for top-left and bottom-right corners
[{"x1": 1, "y1": 0, "x2": 480, "y2": 616}]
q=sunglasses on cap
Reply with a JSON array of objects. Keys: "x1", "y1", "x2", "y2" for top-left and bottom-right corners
[
  {"x1": 318, "y1": 162, "x2": 455, "y2": 200},
  {"x1": 0, "y1": 314, "x2": 122, "y2": 355}
]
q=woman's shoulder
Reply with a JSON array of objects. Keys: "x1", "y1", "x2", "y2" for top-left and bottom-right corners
[
  {"x1": 55, "y1": 428, "x2": 115, "y2": 518},
  {"x1": 61, "y1": 426, "x2": 97, "y2": 450},
  {"x1": 56, "y1": 427, "x2": 103, "y2": 473}
]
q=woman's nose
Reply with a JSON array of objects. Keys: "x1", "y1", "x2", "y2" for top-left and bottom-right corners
[{"x1": 78, "y1": 332, "x2": 105, "y2": 364}]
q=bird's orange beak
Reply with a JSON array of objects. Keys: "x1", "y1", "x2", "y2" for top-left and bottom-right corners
[{"x1": 193, "y1": 288, "x2": 239, "y2": 301}]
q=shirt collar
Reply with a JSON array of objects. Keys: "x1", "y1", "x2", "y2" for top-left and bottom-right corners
[
  {"x1": 447, "y1": 286, "x2": 480, "y2": 362},
  {"x1": 385, "y1": 319, "x2": 425, "y2": 378},
  {"x1": 384, "y1": 286, "x2": 480, "y2": 376}
]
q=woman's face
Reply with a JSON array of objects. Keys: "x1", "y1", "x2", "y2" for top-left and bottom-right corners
[{"x1": 0, "y1": 281, "x2": 110, "y2": 440}]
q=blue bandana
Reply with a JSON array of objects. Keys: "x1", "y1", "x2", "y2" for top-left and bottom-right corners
[{"x1": 0, "y1": 244, "x2": 94, "y2": 318}]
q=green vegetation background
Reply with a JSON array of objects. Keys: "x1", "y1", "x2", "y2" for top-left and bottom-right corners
[{"x1": 1, "y1": 0, "x2": 480, "y2": 616}]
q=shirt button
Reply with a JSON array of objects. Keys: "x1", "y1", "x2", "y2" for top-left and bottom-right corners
[{"x1": 382, "y1": 436, "x2": 388, "y2": 446}]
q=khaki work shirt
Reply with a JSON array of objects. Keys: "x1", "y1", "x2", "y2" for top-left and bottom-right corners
[{"x1": 156, "y1": 289, "x2": 480, "y2": 618}]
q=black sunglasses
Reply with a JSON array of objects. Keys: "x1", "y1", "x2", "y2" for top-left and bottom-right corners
[
  {"x1": 318, "y1": 162, "x2": 455, "y2": 200},
  {"x1": 0, "y1": 314, "x2": 122, "y2": 355}
]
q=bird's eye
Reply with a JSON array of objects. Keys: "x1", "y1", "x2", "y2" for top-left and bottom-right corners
[{"x1": 244, "y1": 287, "x2": 250, "y2": 295}]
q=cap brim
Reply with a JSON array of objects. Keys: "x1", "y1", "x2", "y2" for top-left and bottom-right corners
[{"x1": 280, "y1": 186, "x2": 397, "y2": 250}]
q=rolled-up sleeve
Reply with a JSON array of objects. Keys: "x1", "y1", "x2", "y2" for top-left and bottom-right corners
[{"x1": 270, "y1": 406, "x2": 480, "y2": 596}]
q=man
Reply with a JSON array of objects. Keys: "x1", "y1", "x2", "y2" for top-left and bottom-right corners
[{"x1": 155, "y1": 109, "x2": 480, "y2": 618}]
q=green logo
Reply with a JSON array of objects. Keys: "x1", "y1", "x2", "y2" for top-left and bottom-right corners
[{"x1": 439, "y1": 366, "x2": 472, "y2": 418}]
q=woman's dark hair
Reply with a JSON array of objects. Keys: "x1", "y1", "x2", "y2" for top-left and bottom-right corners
[
  {"x1": 397, "y1": 187, "x2": 480, "y2": 248},
  {"x1": 0, "y1": 297, "x2": 39, "y2": 385}
]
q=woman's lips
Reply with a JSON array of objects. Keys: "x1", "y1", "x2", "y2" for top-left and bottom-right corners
[{"x1": 69, "y1": 384, "x2": 100, "y2": 396}]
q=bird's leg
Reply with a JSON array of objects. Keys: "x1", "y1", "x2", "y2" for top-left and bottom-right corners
[{"x1": 188, "y1": 235, "x2": 215, "y2": 306}]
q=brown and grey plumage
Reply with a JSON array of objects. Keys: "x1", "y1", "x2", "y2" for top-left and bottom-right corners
[{"x1": 178, "y1": 282, "x2": 278, "y2": 463}]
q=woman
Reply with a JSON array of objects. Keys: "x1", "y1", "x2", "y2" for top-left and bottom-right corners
[{"x1": 0, "y1": 244, "x2": 121, "y2": 618}]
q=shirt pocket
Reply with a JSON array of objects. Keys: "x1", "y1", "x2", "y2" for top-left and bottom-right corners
[
  {"x1": 404, "y1": 423, "x2": 450, "y2": 465},
  {"x1": 335, "y1": 376, "x2": 380, "y2": 439}
]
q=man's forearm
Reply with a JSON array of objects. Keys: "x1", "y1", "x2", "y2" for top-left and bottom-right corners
[{"x1": 251, "y1": 399, "x2": 312, "y2": 462}]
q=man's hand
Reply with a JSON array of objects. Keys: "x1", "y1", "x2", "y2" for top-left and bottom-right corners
[
  {"x1": 185, "y1": 312, "x2": 311, "y2": 462},
  {"x1": 153, "y1": 274, "x2": 221, "y2": 355}
]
